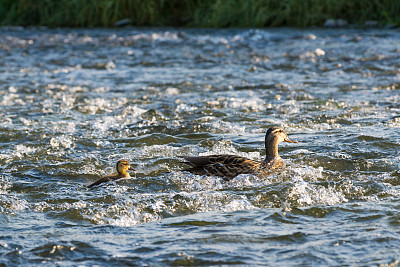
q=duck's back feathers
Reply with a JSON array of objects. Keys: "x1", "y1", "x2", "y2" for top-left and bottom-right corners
[
  {"x1": 180, "y1": 155, "x2": 261, "y2": 181},
  {"x1": 87, "y1": 173, "x2": 120, "y2": 188}
]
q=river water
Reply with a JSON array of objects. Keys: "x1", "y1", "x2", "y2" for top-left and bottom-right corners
[{"x1": 0, "y1": 27, "x2": 399, "y2": 266}]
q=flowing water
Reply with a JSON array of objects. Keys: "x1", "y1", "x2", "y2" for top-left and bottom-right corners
[{"x1": 0, "y1": 27, "x2": 399, "y2": 266}]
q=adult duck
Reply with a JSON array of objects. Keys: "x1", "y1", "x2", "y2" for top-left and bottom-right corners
[{"x1": 180, "y1": 127, "x2": 297, "y2": 180}]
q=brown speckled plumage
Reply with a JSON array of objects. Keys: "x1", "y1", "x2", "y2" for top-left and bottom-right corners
[{"x1": 180, "y1": 127, "x2": 297, "y2": 180}]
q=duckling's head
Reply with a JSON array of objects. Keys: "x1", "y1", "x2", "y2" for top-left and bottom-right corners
[
  {"x1": 116, "y1": 159, "x2": 135, "y2": 175},
  {"x1": 265, "y1": 127, "x2": 297, "y2": 146}
]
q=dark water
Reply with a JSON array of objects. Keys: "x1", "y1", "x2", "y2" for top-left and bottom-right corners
[{"x1": 0, "y1": 27, "x2": 399, "y2": 266}]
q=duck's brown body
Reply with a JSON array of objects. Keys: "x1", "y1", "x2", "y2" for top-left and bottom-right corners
[
  {"x1": 181, "y1": 155, "x2": 261, "y2": 181},
  {"x1": 88, "y1": 159, "x2": 134, "y2": 188},
  {"x1": 181, "y1": 127, "x2": 296, "y2": 180}
]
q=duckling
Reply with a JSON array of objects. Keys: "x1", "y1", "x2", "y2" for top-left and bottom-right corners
[
  {"x1": 180, "y1": 127, "x2": 297, "y2": 180},
  {"x1": 87, "y1": 159, "x2": 135, "y2": 188}
]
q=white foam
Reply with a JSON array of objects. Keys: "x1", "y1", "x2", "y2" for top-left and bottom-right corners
[
  {"x1": 207, "y1": 120, "x2": 246, "y2": 134},
  {"x1": 331, "y1": 152, "x2": 352, "y2": 159},
  {"x1": 289, "y1": 165, "x2": 324, "y2": 182},
  {"x1": 19, "y1": 117, "x2": 32, "y2": 126},
  {"x1": 90, "y1": 116, "x2": 115, "y2": 135},
  {"x1": 138, "y1": 145, "x2": 180, "y2": 158},
  {"x1": 8, "y1": 86, "x2": 18, "y2": 93},
  {"x1": 222, "y1": 197, "x2": 256, "y2": 212},
  {"x1": 13, "y1": 144, "x2": 37, "y2": 158},
  {"x1": 173, "y1": 191, "x2": 256, "y2": 213},
  {"x1": 50, "y1": 135, "x2": 73, "y2": 149},
  {"x1": 85, "y1": 198, "x2": 163, "y2": 226},
  {"x1": 288, "y1": 181, "x2": 348, "y2": 206},
  {"x1": 165, "y1": 87, "x2": 179, "y2": 95},
  {"x1": 175, "y1": 103, "x2": 197, "y2": 112},
  {"x1": 1, "y1": 195, "x2": 29, "y2": 211},
  {"x1": 0, "y1": 93, "x2": 25, "y2": 106},
  {"x1": 59, "y1": 200, "x2": 88, "y2": 211},
  {"x1": 199, "y1": 140, "x2": 242, "y2": 156},
  {"x1": 170, "y1": 172, "x2": 225, "y2": 192},
  {"x1": 0, "y1": 175, "x2": 12, "y2": 194},
  {"x1": 228, "y1": 97, "x2": 266, "y2": 112},
  {"x1": 79, "y1": 98, "x2": 113, "y2": 114},
  {"x1": 32, "y1": 201, "x2": 51, "y2": 212},
  {"x1": 105, "y1": 61, "x2": 116, "y2": 70},
  {"x1": 299, "y1": 48, "x2": 326, "y2": 61}
]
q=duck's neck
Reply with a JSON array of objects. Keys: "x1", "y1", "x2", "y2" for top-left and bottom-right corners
[
  {"x1": 264, "y1": 140, "x2": 280, "y2": 162},
  {"x1": 118, "y1": 170, "x2": 130, "y2": 178}
]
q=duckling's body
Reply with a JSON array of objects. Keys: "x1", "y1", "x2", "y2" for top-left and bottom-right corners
[
  {"x1": 181, "y1": 127, "x2": 297, "y2": 180},
  {"x1": 88, "y1": 159, "x2": 135, "y2": 188}
]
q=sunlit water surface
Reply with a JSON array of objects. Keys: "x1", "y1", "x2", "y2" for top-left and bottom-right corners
[{"x1": 0, "y1": 27, "x2": 399, "y2": 266}]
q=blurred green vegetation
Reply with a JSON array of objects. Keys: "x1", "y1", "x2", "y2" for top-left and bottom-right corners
[{"x1": 0, "y1": 0, "x2": 399, "y2": 27}]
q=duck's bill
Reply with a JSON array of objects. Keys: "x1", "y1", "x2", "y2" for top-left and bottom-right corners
[
  {"x1": 129, "y1": 167, "x2": 136, "y2": 171},
  {"x1": 284, "y1": 138, "x2": 298, "y2": 143}
]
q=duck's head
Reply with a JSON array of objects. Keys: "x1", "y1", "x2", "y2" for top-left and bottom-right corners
[
  {"x1": 116, "y1": 159, "x2": 135, "y2": 175},
  {"x1": 265, "y1": 127, "x2": 297, "y2": 146}
]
